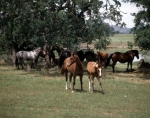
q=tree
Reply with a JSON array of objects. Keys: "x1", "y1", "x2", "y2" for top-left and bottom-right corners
[
  {"x1": 123, "y1": 0, "x2": 150, "y2": 51},
  {"x1": 0, "y1": 0, "x2": 126, "y2": 66}
]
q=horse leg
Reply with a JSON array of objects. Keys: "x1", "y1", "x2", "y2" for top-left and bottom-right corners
[
  {"x1": 112, "y1": 62, "x2": 116, "y2": 73},
  {"x1": 126, "y1": 62, "x2": 129, "y2": 72},
  {"x1": 91, "y1": 77, "x2": 94, "y2": 92},
  {"x1": 88, "y1": 75, "x2": 91, "y2": 91},
  {"x1": 72, "y1": 75, "x2": 76, "y2": 93},
  {"x1": 69, "y1": 73, "x2": 73, "y2": 90},
  {"x1": 130, "y1": 61, "x2": 133, "y2": 71},
  {"x1": 97, "y1": 77, "x2": 104, "y2": 94},
  {"x1": 79, "y1": 74, "x2": 83, "y2": 91},
  {"x1": 20, "y1": 61, "x2": 24, "y2": 69},
  {"x1": 65, "y1": 72, "x2": 68, "y2": 90}
]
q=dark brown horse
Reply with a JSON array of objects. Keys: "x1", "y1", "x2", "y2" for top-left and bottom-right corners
[
  {"x1": 87, "y1": 61, "x2": 104, "y2": 93},
  {"x1": 97, "y1": 51, "x2": 108, "y2": 65},
  {"x1": 61, "y1": 52, "x2": 84, "y2": 93},
  {"x1": 52, "y1": 45, "x2": 64, "y2": 57},
  {"x1": 105, "y1": 50, "x2": 139, "y2": 73}
]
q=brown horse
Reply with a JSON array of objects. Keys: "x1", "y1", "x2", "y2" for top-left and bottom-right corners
[
  {"x1": 105, "y1": 50, "x2": 139, "y2": 73},
  {"x1": 87, "y1": 61, "x2": 104, "y2": 93},
  {"x1": 61, "y1": 52, "x2": 84, "y2": 92},
  {"x1": 97, "y1": 51, "x2": 108, "y2": 65}
]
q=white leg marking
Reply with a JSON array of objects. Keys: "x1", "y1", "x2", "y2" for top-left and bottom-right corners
[
  {"x1": 89, "y1": 80, "x2": 91, "y2": 91},
  {"x1": 66, "y1": 82, "x2": 68, "y2": 90}
]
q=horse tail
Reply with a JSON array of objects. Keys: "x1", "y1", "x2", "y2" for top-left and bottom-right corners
[{"x1": 105, "y1": 54, "x2": 113, "y2": 68}]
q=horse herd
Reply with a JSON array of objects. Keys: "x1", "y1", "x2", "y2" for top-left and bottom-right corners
[{"x1": 15, "y1": 44, "x2": 139, "y2": 93}]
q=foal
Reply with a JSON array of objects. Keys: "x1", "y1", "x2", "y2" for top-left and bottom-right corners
[
  {"x1": 61, "y1": 52, "x2": 84, "y2": 93},
  {"x1": 87, "y1": 61, "x2": 104, "y2": 93}
]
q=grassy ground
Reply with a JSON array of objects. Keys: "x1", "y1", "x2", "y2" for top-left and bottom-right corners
[
  {"x1": 0, "y1": 34, "x2": 150, "y2": 118},
  {"x1": 0, "y1": 62, "x2": 150, "y2": 118}
]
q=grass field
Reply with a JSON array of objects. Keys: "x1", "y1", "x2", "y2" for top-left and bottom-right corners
[
  {"x1": 0, "y1": 34, "x2": 150, "y2": 118},
  {"x1": 0, "y1": 62, "x2": 150, "y2": 118}
]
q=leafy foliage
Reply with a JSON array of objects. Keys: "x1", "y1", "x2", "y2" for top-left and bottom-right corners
[
  {"x1": 123, "y1": 0, "x2": 150, "y2": 51},
  {"x1": 0, "y1": 0, "x2": 126, "y2": 53}
]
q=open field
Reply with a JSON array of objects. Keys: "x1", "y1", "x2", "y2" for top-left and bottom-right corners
[
  {"x1": 0, "y1": 61, "x2": 150, "y2": 118},
  {"x1": 0, "y1": 34, "x2": 150, "y2": 118}
]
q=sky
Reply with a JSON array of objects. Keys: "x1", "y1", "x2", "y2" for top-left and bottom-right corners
[
  {"x1": 119, "y1": 2, "x2": 140, "y2": 28},
  {"x1": 99, "y1": 1, "x2": 140, "y2": 28}
]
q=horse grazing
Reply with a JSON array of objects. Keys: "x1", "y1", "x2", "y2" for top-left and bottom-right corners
[
  {"x1": 16, "y1": 47, "x2": 46, "y2": 69},
  {"x1": 87, "y1": 61, "x2": 104, "y2": 93},
  {"x1": 61, "y1": 52, "x2": 84, "y2": 93},
  {"x1": 97, "y1": 51, "x2": 108, "y2": 65},
  {"x1": 105, "y1": 50, "x2": 139, "y2": 73}
]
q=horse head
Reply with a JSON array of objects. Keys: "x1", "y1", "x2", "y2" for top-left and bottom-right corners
[
  {"x1": 93, "y1": 61, "x2": 102, "y2": 77},
  {"x1": 38, "y1": 47, "x2": 46, "y2": 57},
  {"x1": 134, "y1": 50, "x2": 139, "y2": 59},
  {"x1": 67, "y1": 52, "x2": 79, "y2": 67}
]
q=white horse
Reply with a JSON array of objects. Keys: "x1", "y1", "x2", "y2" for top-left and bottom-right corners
[{"x1": 16, "y1": 47, "x2": 46, "y2": 69}]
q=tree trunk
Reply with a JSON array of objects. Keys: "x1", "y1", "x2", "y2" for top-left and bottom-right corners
[{"x1": 11, "y1": 43, "x2": 17, "y2": 67}]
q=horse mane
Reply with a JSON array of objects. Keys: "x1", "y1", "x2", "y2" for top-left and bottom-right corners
[{"x1": 73, "y1": 54, "x2": 84, "y2": 70}]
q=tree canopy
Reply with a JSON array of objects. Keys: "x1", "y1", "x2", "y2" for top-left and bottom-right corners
[
  {"x1": 0, "y1": 0, "x2": 127, "y2": 54},
  {"x1": 123, "y1": 0, "x2": 150, "y2": 51}
]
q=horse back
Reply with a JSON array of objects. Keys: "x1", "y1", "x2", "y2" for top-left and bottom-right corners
[{"x1": 87, "y1": 62, "x2": 95, "y2": 74}]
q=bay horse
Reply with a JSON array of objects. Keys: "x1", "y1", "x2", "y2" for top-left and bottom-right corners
[
  {"x1": 105, "y1": 50, "x2": 139, "y2": 73},
  {"x1": 87, "y1": 61, "x2": 104, "y2": 93},
  {"x1": 97, "y1": 51, "x2": 108, "y2": 65},
  {"x1": 16, "y1": 47, "x2": 46, "y2": 69},
  {"x1": 61, "y1": 52, "x2": 84, "y2": 93},
  {"x1": 59, "y1": 49, "x2": 85, "y2": 68}
]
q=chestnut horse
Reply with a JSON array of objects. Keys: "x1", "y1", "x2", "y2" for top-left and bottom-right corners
[
  {"x1": 97, "y1": 51, "x2": 108, "y2": 65},
  {"x1": 105, "y1": 50, "x2": 139, "y2": 73},
  {"x1": 61, "y1": 52, "x2": 84, "y2": 92},
  {"x1": 87, "y1": 61, "x2": 104, "y2": 93}
]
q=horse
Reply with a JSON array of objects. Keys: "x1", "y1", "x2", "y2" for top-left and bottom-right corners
[
  {"x1": 59, "y1": 49, "x2": 86, "y2": 68},
  {"x1": 85, "y1": 50, "x2": 97, "y2": 61},
  {"x1": 96, "y1": 51, "x2": 108, "y2": 65},
  {"x1": 87, "y1": 61, "x2": 104, "y2": 93},
  {"x1": 61, "y1": 52, "x2": 84, "y2": 93},
  {"x1": 16, "y1": 47, "x2": 46, "y2": 69},
  {"x1": 51, "y1": 45, "x2": 64, "y2": 57},
  {"x1": 105, "y1": 50, "x2": 139, "y2": 73}
]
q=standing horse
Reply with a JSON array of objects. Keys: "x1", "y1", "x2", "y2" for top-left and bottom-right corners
[
  {"x1": 87, "y1": 61, "x2": 104, "y2": 93},
  {"x1": 16, "y1": 47, "x2": 46, "y2": 69},
  {"x1": 52, "y1": 45, "x2": 64, "y2": 57},
  {"x1": 59, "y1": 49, "x2": 85, "y2": 68},
  {"x1": 96, "y1": 51, "x2": 108, "y2": 65},
  {"x1": 105, "y1": 50, "x2": 139, "y2": 73},
  {"x1": 85, "y1": 50, "x2": 97, "y2": 61},
  {"x1": 61, "y1": 52, "x2": 84, "y2": 93}
]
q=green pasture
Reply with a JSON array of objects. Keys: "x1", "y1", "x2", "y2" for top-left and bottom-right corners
[
  {"x1": 110, "y1": 34, "x2": 134, "y2": 46},
  {"x1": 0, "y1": 61, "x2": 150, "y2": 118}
]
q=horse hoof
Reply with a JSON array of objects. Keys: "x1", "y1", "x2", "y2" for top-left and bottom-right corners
[{"x1": 100, "y1": 91, "x2": 104, "y2": 94}]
